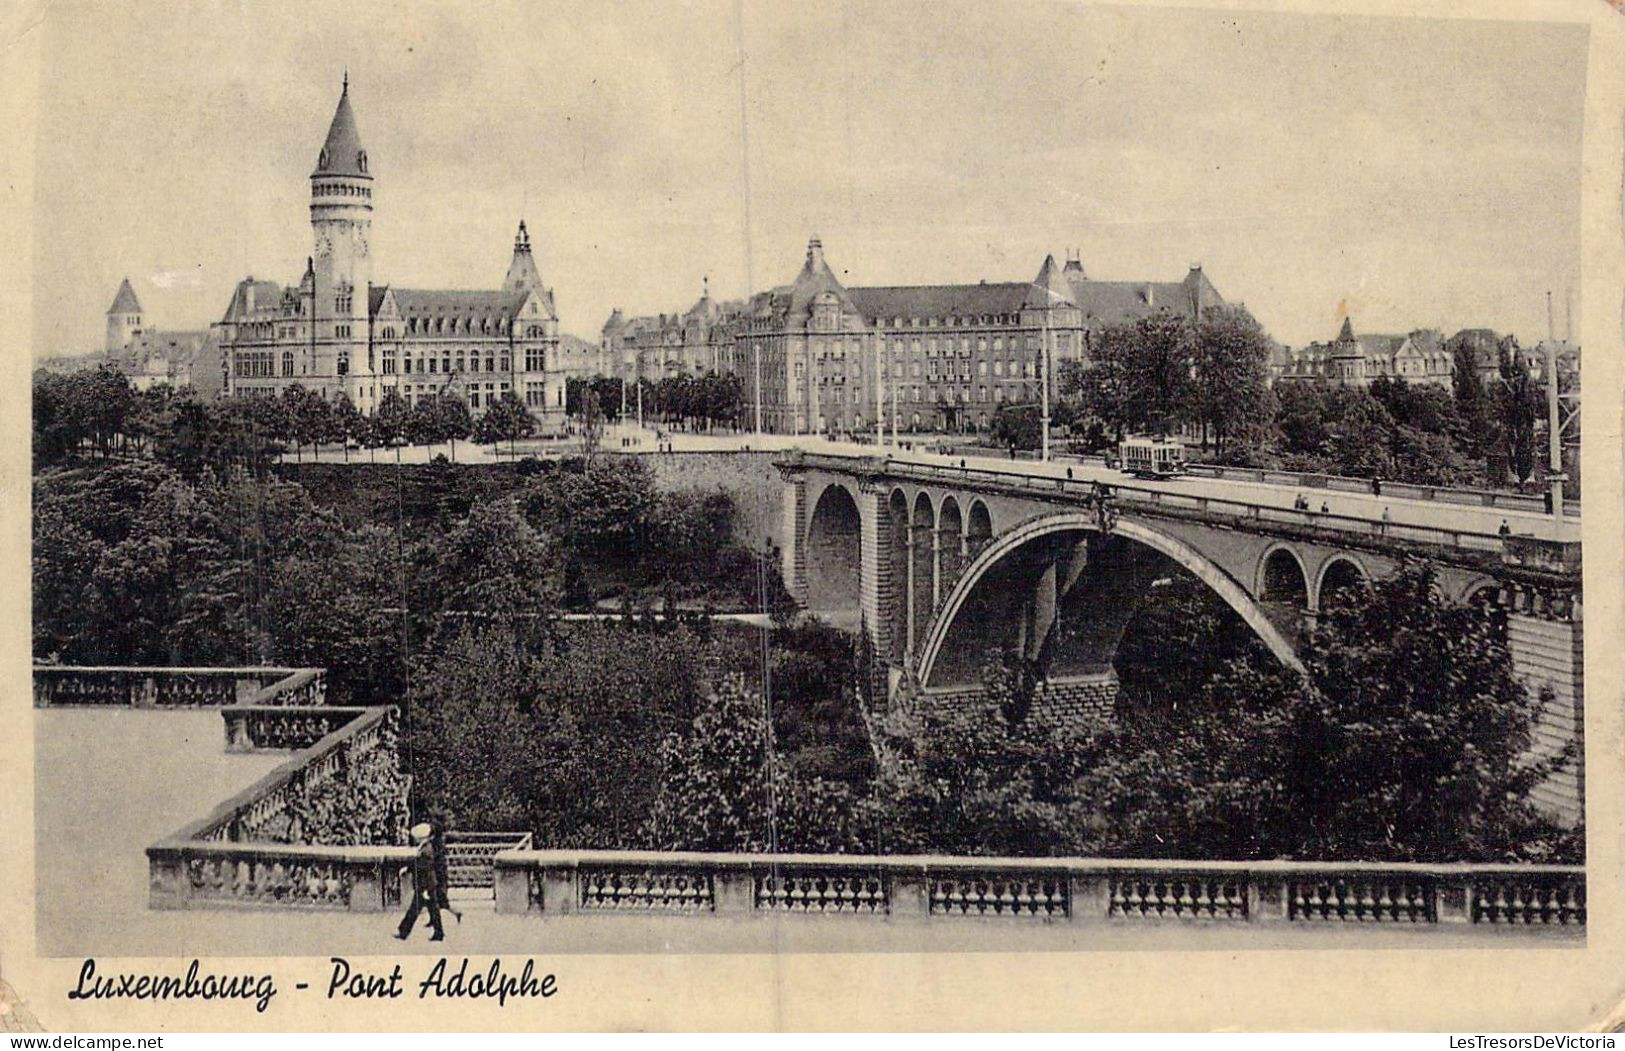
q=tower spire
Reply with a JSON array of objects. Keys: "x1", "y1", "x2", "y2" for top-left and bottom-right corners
[{"x1": 342, "y1": 68, "x2": 348, "y2": 95}]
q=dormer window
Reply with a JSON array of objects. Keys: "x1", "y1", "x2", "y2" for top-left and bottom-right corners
[
  {"x1": 357, "y1": 151, "x2": 368, "y2": 173},
  {"x1": 318, "y1": 149, "x2": 330, "y2": 170}
]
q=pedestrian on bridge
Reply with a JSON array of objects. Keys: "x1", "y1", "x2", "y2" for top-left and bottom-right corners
[
  {"x1": 1499, "y1": 519, "x2": 1512, "y2": 537},
  {"x1": 395, "y1": 823, "x2": 445, "y2": 942}
]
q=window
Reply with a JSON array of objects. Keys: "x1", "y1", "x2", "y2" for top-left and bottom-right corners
[
  {"x1": 525, "y1": 349, "x2": 544, "y2": 372},
  {"x1": 282, "y1": 351, "x2": 294, "y2": 377},
  {"x1": 337, "y1": 353, "x2": 349, "y2": 376}
]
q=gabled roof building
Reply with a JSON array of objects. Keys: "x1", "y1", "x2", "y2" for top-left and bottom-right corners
[
  {"x1": 215, "y1": 78, "x2": 566, "y2": 429},
  {"x1": 1275, "y1": 317, "x2": 1453, "y2": 388},
  {"x1": 725, "y1": 237, "x2": 1224, "y2": 434}
]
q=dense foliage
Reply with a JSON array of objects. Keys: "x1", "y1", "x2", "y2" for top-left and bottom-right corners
[{"x1": 32, "y1": 366, "x2": 1577, "y2": 863}]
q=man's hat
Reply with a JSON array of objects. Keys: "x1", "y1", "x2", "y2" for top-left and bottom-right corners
[{"x1": 410, "y1": 823, "x2": 432, "y2": 843}]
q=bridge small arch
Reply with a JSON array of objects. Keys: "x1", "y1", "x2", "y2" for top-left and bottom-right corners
[
  {"x1": 916, "y1": 512, "x2": 1305, "y2": 688},
  {"x1": 966, "y1": 499, "x2": 993, "y2": 558},
  {"x1": 938, "y1": 496, "x2": 965, "y2": 598},
  {"x1": 1257, "y1": 545, "x2": 1310, "y2": 608},
  {"x1": 805, "y1": 482, "x2": 861, "y2": 616},
  {"x1": 1456, "y1": 574, "x2": 1501, "y2": 608},
  {"x1": 911, "y1": 492, "x2": 936, "y2": 650},
  {"x1": 886, "y1": 489, "x2": 911, "y2": 662},
  {"x1": 1315, "y1": 556, "x2": 1369, "y2": 611}
]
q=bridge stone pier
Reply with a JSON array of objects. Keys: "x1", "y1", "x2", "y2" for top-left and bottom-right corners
[{"x1": 776, "y1": 450, "x2": 1584, "y2": 822}]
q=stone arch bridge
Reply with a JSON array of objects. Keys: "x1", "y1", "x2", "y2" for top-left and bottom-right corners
[{"x1": 776, "y1": 450, "x2": 1584, "y2": 819}]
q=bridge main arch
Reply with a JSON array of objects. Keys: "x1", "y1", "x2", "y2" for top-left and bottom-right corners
[{"x1": 915, "y1": 512, "x2": 1306, "y2": 689}]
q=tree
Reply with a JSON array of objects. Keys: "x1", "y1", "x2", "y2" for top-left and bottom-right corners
[
  {"x1": 643, "y1": 673, "x2": 865, "y2": 853},
  {"x1": 1192, "y1": 306, "x2": 1275, "y2": 457},
  {"x1": 1068, "y1": 315, "x2": 1195, "y2": 438},
  {"x1": 1283, "y1": 562, "x2": 1571, "y2": 861},
  {"x1": 431, "y1": 497, "x2": 561, "y2": 619},
  {"x1": 374, "y1": 390, "x2": 408, "y2": 447},
  {"x1": 643, "y1": 674, "x2": 780, "y2": 851},
  {"x1": 471, "y1": 391, "x2": 537, "y2": 450},
  {"x1": 990, "y1": 404, "x2": 1041, "y2": 451},
  {"x1": 331, "y1": 394, "x2": 363, "y2": 455},
  {"x1": 1495, "y1": 343, "x2": 1542, "y2": 486}
]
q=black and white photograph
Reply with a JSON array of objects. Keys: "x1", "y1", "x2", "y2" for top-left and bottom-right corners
[{"x1": 3, "y1": 0, "x2": 1617, "y2": 1033}]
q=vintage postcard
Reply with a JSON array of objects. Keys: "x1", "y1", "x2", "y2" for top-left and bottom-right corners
[{"x1": 1, "y1": 0, "x2": 1622, "y2": 1033}]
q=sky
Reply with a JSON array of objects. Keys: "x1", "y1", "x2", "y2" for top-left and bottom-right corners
[{"x1": 30, "y1": 0, "x2": 1587, "y2": 355}]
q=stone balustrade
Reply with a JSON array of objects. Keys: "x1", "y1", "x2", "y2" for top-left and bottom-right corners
[
  {"x1": 165, "y1": 705, "x2": 398, "y2": 846},
  {"x1": 33, "y1": 665, "x2": 322, "y2": 708},
  {"x1": 493, "y1": 851, "x2": 1584, "y2": 930},
  {"x1": 251, "y1": 668, "x2": 329, "y2": 706},
  {"x1": 146, "y1": 841, "x2": 418, "y2": 912},
  {"x1": 148, "y1": 704, "x2": 410, "y2": 909},
  {"x1": 222, "y1": 705, "x2": 368, "y2": 752}
]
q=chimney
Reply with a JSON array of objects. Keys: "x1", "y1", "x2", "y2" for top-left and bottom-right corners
[
  {"x1": 807, "y1": 236, "x2": 825, "y2": 269},
  {"x1": 1143, "y1": 284, "x2": 1154, "y2": 307},
  {"x1": 244, "y1": 280, "x2": 255, "y2": 314}
]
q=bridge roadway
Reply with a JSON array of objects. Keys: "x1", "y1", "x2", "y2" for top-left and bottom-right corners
[
  {"x1": 282, "y1": 425, "x2": 1582, "y2": 548},
  {"x1": 790, "y1": 439, "x2": 1579, "y2": 545}
]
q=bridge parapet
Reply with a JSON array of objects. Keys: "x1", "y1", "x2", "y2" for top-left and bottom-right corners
[
  {"x1": 493, "y1": 848, "x2": 1583, "y2": 931},
  {"x1": 780, "y1": 452, "x2": 1577, "y2": 568}
]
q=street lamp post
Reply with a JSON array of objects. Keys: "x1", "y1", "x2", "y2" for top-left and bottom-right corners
[
  {"x1": 1545, "y1": 337, "x2": 1565, "y2": 520},
  {"x1": 1040, "y1": 307, "x2": 1052, "y2": 462},
  {"x1": 873, "y1": 331, "x2": 884, "y2": 447}
]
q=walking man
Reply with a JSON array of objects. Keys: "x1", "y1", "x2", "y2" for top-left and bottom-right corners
[
  {"x1": 395, "y1": 823, "x2": 444, "y2": 942},
  {"x1": 429, "y1": 814, "x2": 462, "y2": 925}
]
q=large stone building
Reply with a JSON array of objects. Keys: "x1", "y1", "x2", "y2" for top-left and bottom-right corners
[
  {"x1": 1274, "y1": 317, "x2": 1452, "y2": 388},
  {"x1": 216, "y1": 78, "x2": 566, "y2": 430},
  {"x1": 600, "y1": 279, "x2": 744, "y2": 387},
  {"x1": 731, "y1": 237, "x2": 1223, "y2": 435}
]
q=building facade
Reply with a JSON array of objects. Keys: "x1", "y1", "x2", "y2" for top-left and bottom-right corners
[
  {"x1": 101, "y1": 277, "x2": 222, "y2": 398},
  {"x1": 600, "y1": 280, "x2": 744, "y2": 388},
  {"x1": 1274, "y1": 317, "x2": 1453, "y2": 388},
  {"x1": 731, "y1": 237, "x2": 1223, "y2": 435},
  {"x1": 216, "y1": 79, "x2": 566, "y2": 430}
]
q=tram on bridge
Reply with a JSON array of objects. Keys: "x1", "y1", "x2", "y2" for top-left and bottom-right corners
[{"x1": 1111, "y1": 436, "x2": 1188, "y2": 479}]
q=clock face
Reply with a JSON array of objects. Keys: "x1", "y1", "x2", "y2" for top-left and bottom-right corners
[
  {"x1": 315, "y1": 230, "x2": 333, "y2": 257},
  {"x1": 357, "y1": 232, "x2": 369, "y2": 258}
]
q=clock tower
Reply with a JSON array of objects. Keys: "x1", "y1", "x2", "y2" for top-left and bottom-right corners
[{"x1": 309, "y1": 73, "x2": 375, "y2": 407}]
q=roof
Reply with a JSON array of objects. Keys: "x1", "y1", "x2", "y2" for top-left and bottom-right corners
[
  {"x1": 107, "y1": 278, "x2": 142, "y2": 315},
  {"x1": 1026, "y1": 254, "x2": 1075, "y2": 309},
  {"x1": 312, "y1": 79, "x2": 369, "y2": 179},
  {"x1": 219, "y1": 278, "x2": 285, "y2": 321},
  {"x1": 848, "y1": 282, "x2": 1030, "y2": 321},
  {"x1": 387, "y1": 288, "x2": 530, "y2": 321},
  {"x1": 1063, "y1": 277, "x2": 1210, "y2": 323}
]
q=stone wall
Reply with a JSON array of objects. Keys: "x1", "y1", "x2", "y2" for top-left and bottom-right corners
[
  {"x1": 1506, "y1": 612, "x2": 1584, "y2": 823},
  {"x1": 915, "y1": 675, "x2": 1119, "y2": 733},
  {"x1": 628, "y1": 451, "x2": 785, "y2": 552}
]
